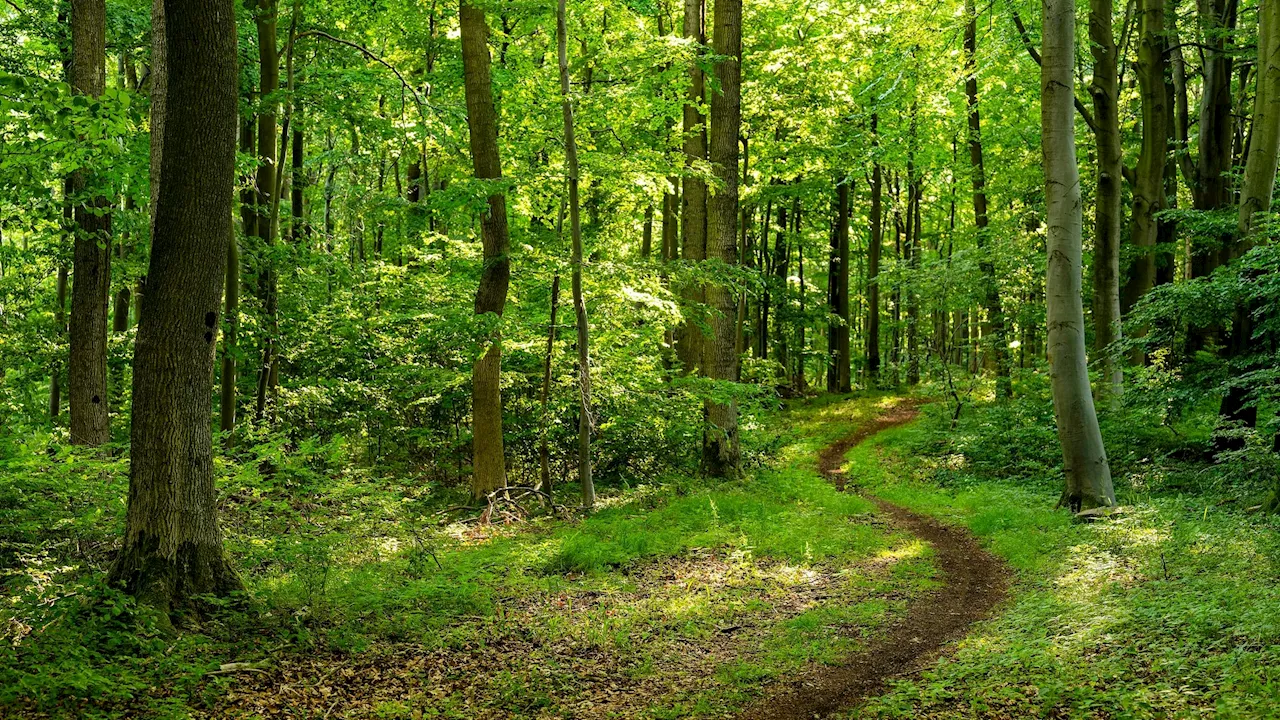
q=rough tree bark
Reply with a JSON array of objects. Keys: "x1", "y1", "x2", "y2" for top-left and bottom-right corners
[
  {"x1": 702, "y1": 0, "x2": 742, "y2": 477},
  {"x1": 557, "y1": 0, "x2": 595, "y2": 509},
  {"x1": 69, "y1": 0, "x2": 111, "y2": 446},
  {"x1": 827, "y1": 179, "x2": 851, "y2": 393},
  {"x1": 676, "y1": 0, "x2": 707, "y2": 375},
  {"x1": 1041, "y1": 0, "x2": 1117, "y2": 511},
  {"x1": 964, "y1": 0, "x2": 1011, "y2": 399},
  {"x1": 109, "y1": 0, "x2": 243, "y2": 614},
  {"x1": 460, "y1": 0, "x2": 511, "y2": 501}
]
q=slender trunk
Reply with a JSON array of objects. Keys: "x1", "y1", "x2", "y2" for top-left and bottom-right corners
[
  {"x1": 772, "y1": 201, "x2": 789, "y2": 376},
  {"x1": 220, "y1": 230, "x2": 239, "y2": 434},
  {"x1": 641, "y1": 204, "x2": 654, "y2": 259},
  {"x1": 867, "y1": 115, "x2": 882, "y2": 384},
  {"x1": 51, "y1": 263, "x2": 68, "y2": 419},
  {"x1": 965, "y1": 0, "x2": 1011, "y2": 398},
  {"x1": 1221, "y1": 0, "x2": 1280, "y2": 454},
  {"x1": 1089, "y1": 0, "x2": 1125, "y2": 400},
  {"x1": 906, "y1": 106, "x2": 921, "y2": 386},
  {"x1": 557, "y1": 0, "x2": 595, "y2": 509},
  {"x1": 1042, "y1": 0, "x2": 1116, "y2": 511},
  {"x1": 69, "y1": 0, "x2": 111, "y2": 446},
  {"x1": 539, "y1": 275, "x2": 560, "y2": 495},
  {"x1": 461, "y1": 0, "x2": 512, "y2": 501},
  {"x1": 702, "y1": 0, "x2": 742, "y2": 476},
  {"x1": 109, "y1": 0, "x2": 243, "y2": 613},
  {"x1": 794, "y1": 201, "x2": 805, "y2": 392},
  {"x1": 254, "y1": 0, "x2": 280, "y2": 422},
  {"x1": 291, "y1": 126, "x2": 305, "y2": 243},
  {"x1": 676, "y1": 0, "x2": 707, "y2": 375},
  {"x1": 1122, "y1": 0, "x2": 1170, "y2": 317}
]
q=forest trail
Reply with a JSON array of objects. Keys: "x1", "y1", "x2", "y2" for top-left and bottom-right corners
[{"x1": 740, "y1": 400, "x2": 1011, "y2": 720}]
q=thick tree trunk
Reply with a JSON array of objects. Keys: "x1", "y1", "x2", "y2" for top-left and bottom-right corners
[
  {"x1": 69, "y1": 0, "x2": 111, "y2": 446},
  {"x1": 676, "y1": 0, "x2": 707, "y2": 375},
  {"x1": 1189, "y1": 0, "x2": 1238, "y2": 279},
  {"x1": 867, "y1": 115, "x2": 882, "y2": 384},
  {"x1": 702, "y1": 0, "x2": 742, "y2": 477},
  {"x1": 109, "y1": 0, "x2": 243, "y2": 614},
  {"x1": 460, "y1": 0, "x2": 511, "y2": 501},
  {"x1": 557, "y1": 0, "x2": 595, "y2": 509},
  {"x1": 1041, "y1": 0, "x2": 1116, "y2": 511},
  {"x1": 964, "y1": 0, "x2": 1011, "y2": 399},
  {"x1": 1089, "y1": 0, "x2": 1124, "y2": 400}
]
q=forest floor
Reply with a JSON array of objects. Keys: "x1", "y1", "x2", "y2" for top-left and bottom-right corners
[{"x1": 4, "y1": 392, "x2": 1280, "y2": 719}]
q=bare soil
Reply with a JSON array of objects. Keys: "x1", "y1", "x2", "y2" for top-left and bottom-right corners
[{"x1": 739, "y1": 399, "x2": 1011, "y2": 720}]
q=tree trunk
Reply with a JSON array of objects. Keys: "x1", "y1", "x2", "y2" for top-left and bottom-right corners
[
  {"x1": 1190, "y1": 0, "x2": 1238, "y2": 278},
  {"x1": 69, "y1": 0, "x2": 111, "y2": 446},
  {"x1": 1220, "y1": 0, "x2": 1280, "y2": 453},
  {"x1": 1042, "y1": 0, "x2": 1116, "y2": 511},
  {"x1": 291, "y1": 126, "x2": 305, "y2": 243},
  {"x1": 964, "y1": 0, "x2": 1011, "y2": 399},
  {"x1": 867, "y1": 115, "x2": 882, "y2": 384},
  {"x1": 461, "y1": 0, "x2": 511, "y2": 501},
  {"x1": 676, "y1": 0, "x2": 707, "y2": 375},
  {"x1": 253, "y1": 0, "x2": 280, "y2": 423},
  {"x1": 1122, "y1": 0, "x2": 1170, "y2": 317},
  {"x1": 702, "y1": 0, "x2": 742, "y2": 476},
  {"x1": 557, "y1": 0, "x2": 595, "y2": 509},
  {"x1": 539, "y1": 275, "x2": 560, "y2": 495},
  {"x1": 220, "y1": 232, "x2": 239, "y2": 435},
  {"x1": 906, "y1": 107, "x2": 921, "y2": 386},
  {"x1": 109, "y1": 0, "x2": 243, "y2": 614},
  {"x1": 1089, "y1": 0, "x2": 1125, "y2": 400}
]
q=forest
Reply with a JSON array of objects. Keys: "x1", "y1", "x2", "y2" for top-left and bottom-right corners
[{"x1": 2, "y1": 0, "x2": 1280, "y2": 716}]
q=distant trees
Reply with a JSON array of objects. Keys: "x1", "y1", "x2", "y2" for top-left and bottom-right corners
[{"x1": 1041, "y1": 0, "x2": 1116, "y2": 511}]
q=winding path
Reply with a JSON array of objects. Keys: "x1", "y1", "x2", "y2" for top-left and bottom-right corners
[{"x1": 739, "y1": 400, "x2": 1011, "y2": 720}]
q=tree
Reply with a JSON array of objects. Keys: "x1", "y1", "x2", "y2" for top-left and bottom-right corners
[
  {"x1": 1088, "y1": 0, "x2": 1124, "y2": 401},
  {"x1": 676, "y1": 0, "x2": 707, "y2": 374},
  {"x1": 963, "y1": 0, "x2": 1010, "y2": 399},
  {"x1": 460, "y1": 0, "x2": 511, "y2": 501},
  {"x1": 866, "y1": 114, "x2": 882, "y2": 384},
  {"x1": 702, "y1": 0, "x2": 742, "y2": 476},
  {"x1": 68, "y1": 0, "x2": 111, "y2": 445},
  {"x1": 557, "y1": 0, "x2": 595, "y2": 509},
  {"x1": 1041, "y1": 0, "x2": 1116, "y2": 511},
  {"x1": 253, "y1": 0, "x2": 281, "y2": 422},
  {"x1": 827, "y1": 178, "x2": 850, "y2": 393},
  {"x1": 109, "y1": 0, "x2": 243, "y2": 613}
]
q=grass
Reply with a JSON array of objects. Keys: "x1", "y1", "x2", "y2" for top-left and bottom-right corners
[{"x1": 0, "y1": 393, "x2": 934, "y2": 719}]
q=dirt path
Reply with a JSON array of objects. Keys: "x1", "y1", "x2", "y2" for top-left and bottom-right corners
[{"x1": 739, "y1": 400, "x2": 1010, "y2": 720}]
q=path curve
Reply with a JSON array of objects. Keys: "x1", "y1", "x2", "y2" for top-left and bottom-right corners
[{"x1": 739, "y1": 400, "x2": 1010, "y2": 720}]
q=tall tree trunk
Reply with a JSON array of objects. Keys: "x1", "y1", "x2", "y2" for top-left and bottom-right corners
[
  {"x1": 538, "y1": 275, "x2": 560, "y2": 495},
  {"x1": 702, "y1": 0, "x2": 741, "y2": 476},
  {"x1": 69, "y1": 0, "x2": 111, "y2": 446},
  {"x1": 835, "y1": 180, "x2": 851, "y2": 392},
  {"x1": 1220, "y1": 0, "x2": 1280, "y2": 453},
  {"x1": 1122, "y1": 0, "x2": 1170, "y2": 317},
  {"x1": 1189, "y1": 0, "x2": 1238, "y2": 279},
  {"x1": 1089, "y1": 0, "x2": 1125, "y2": 400},
  {"x1": 461, "y1": 0, "x2": 511, "y2": 501},
  {"x1": 557, "y1": 0, "x2": 595, "y2": 509},
  {"x1": 867, "y1": 115, "x2": 882, "y2": 384},
  {"x1": 253, "y1": 0, "x2": 280, "y2": 422},
  {"x1": 676, "y1": 0, "x2": 707, "y2": 375},
  {"x1": 794, "y1": 200, "x2": 806, "y2": 393},
  {"x1": 291, "y1": 125, "x2": 305, "y2": 243},
  {"x1": 964, "y1": 0, "x2": 1011, "y2": 399},
  {"x1": 1042, "y1": 0, "x2": 1116, "y2": 511},
  {"x1": 51, "y1": 261, "x2": 68, "y2": 419},
  {"x1": 772, "y1": 201, "x2": 789, "y2": 376},
  {"x1": 906, "y1": 106, "x2": 921, "y2": 387},
  {"x1": 109, "y1": 0, "x2": 243, "y2": 614}
]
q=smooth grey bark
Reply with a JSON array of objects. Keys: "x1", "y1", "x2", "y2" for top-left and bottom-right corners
[
  {"x1": 867, "y1": 114, "x2": 882, "y2": 383},
  {"x1": 1041, "y1": 0, "x2": 1117, "y2": 511},
  {"x1": 109, "y1": 0, "x2": 243, "y2": 614}
]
